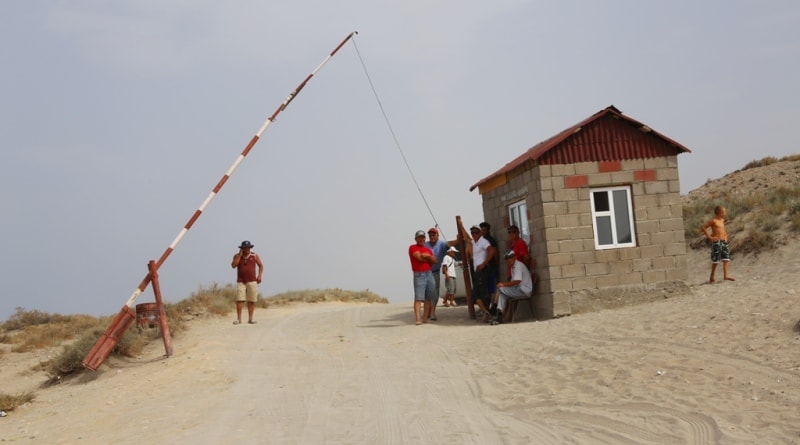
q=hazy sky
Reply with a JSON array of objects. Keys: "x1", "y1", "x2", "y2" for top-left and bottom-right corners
[{"x1": 2, "y1": 1, "x2": 798, "y2": 320}]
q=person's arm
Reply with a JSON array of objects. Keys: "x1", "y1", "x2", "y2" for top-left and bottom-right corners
[
  {"x1": 701, "y1": 220, "x2": 717, "y2": 242},
  {"x1": 498, "y1": 279, "x2": 522, "y2": 288},
  {"x1": 231, "y1": 249, "x2": 243, "y2": 268},
  {"x1": 412, "y1": 250, "x2": 436, "y2": 264},
  {"x1": 428, "y1": 251, "x2": 438, "y2": 264},
  {"x1": 498, "y1": 264, "x2": 522, "y2": 288},
  {"x1": 255, "y1": 254, "x2": 264, "y2": 283},
  {"x1": 478, "y1": 244, "x2": 495, "y2": 271}
]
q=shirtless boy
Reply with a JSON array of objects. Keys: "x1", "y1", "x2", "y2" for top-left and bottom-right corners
[{"x1": 701, "y1": 205, "x2": 735, "y2": 283}]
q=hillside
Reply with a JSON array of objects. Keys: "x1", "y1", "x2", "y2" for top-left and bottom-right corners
[{"x1": 682, "y1": 157, "x2": 800, "y2": 254}]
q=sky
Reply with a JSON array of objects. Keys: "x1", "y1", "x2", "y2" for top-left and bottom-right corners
[{"x1": 2, "y1": 1, "x2": 799, "y2": 321}]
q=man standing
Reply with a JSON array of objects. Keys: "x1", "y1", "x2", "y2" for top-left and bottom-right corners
[
  {"x1": 441, "y1": 246, "x2": 458, "y2": 307},
  {"x1": 491, "y1": 250, "x2": 533, "y2": 324},
  {"x1": 462, "y1": 225, "x2": 495, "y2": 320},
  {"x1": 425, "y1": 227, "x2": 449, "y2": 321},
  {"x1": 409, "y1": 230, "x2": 438, "y2": 325},
  {"x1": 480, "y1": 222, "x2": 500, "y2": 295},
  {"x1": 231, "y1": 240, "x2": 263, "y2": 325}
]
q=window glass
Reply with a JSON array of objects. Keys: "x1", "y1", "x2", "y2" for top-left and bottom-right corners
[
  {"x1": 589, "y1": 186, "x2": 636, "y2": 249},
  {"x1": 508, "y1": 200, "x2": 530, "y2": 244}
]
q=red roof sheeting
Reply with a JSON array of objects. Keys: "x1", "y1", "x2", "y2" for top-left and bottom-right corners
[{"x1": 469, "y1": 106, "x2": 692, "y2": 191}]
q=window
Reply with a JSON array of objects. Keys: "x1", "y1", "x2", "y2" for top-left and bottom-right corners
[
  {"x1": 508, "y1": 200, "x2": 530, "y2": 244},
  {"x1": 589, "y1": 186, "x2": 636, "y2": 249}
]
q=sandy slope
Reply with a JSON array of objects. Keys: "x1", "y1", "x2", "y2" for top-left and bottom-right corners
[{"x1": 2, "y1": 245, "x2": 800, "y2": 444}]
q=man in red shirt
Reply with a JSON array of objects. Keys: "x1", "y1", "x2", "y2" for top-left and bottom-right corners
[
  {"x1": 231, "y1": 240, "x2": 264, "y2": 325},
  {"x1": 409, "y1": 230, "x2": 438, "y2": 325},
  {"x1": 507, "y1": 225, "x2": 531, "y2": 269}
]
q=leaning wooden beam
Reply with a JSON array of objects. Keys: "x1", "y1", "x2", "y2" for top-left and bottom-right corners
[{"x1": 455, "y1": 215, "x2": 475, "y2": 319}]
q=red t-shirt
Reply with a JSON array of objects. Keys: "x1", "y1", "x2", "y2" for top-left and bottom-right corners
[
  {"x1": 237, "y1": 253, "x2": 260, "y2": 283},
  {"x1": 511, "y1": 238, "x2": 529, "y2": 263},
  {"x1": 408, "y1": 244, "x2": 434, "y2": 272}
]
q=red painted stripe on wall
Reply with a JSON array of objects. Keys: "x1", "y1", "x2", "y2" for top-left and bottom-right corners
[
  {"x1": 634, "y1": 169, "x2": 657, "y2": 181},
  {"x1": 565, "y1": 175, "x2": 589, "y2": 188}
]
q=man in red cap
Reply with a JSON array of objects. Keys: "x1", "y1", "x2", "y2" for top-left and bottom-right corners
[{"x1": 424, "y1": 227, "x2": 450, "y2": 321}]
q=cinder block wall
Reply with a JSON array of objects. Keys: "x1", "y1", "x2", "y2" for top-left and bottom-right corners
[{"x1": 480, "y1": 155, "x2": 688, "y2": 319}]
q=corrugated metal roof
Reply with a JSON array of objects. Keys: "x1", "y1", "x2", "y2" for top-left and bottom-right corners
[{"x1": 469, "y1": 106, "x2": 692, "y2": 191}]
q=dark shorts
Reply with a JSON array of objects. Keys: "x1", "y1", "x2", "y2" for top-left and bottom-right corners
[
  {"x1": 710, "y1": 240, "x2": 731, "y2": 263},
  {"x1": 472, "y1": 267, "x2": 490, "y2": 306}
]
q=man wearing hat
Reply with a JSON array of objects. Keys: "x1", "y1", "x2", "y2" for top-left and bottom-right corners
[
  {"x1": 231, "y1": 240, "x2": 263, "y2": 325},
  {"x1": 441, "y1": 246, "x2": 459, "y2": 307},
  {"x1": 506, "y1": 224, "x2": 531, "y2": 269},
  {"x1": 459, "y1": 224, "x2": 495, "y2": 320},
  {"x1": 409, "y1": 230, "x2": 438, "y2": 325},
  {"x1": 424, "y1": 227, "x2": 450, "y2": 320},
  {"x1": 489, "y1": 249, "x2": 533, "y2": 324}
]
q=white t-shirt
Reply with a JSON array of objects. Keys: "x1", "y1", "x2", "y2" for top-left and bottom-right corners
[
  {"x1": 471, "y1": 236, "x2": 490, "y2": 270},
  {"x1": 510, "y1": 260, "x2": 533, "y2": 294},
  {"x1": 442, "y1": 254, "x2": 456, "y2": 278}
]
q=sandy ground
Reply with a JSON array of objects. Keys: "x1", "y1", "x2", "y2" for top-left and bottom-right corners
[{"x1": 2, "y1": 245, "x2": 800, "y2": 444}]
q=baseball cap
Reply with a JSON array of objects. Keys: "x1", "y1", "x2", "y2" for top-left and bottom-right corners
[
  {"x1": 504, "y1": 249, "x2": 516, "y2": 259},
  {"x1": 447, "y1": 246, "x2": 458, "y2": 253},
  {"x1": 415, "y1": 230, "x2": 426, "y2": 238},
  {"x1": 428, "y1": 228, "x2": 438, "y2": 234}
]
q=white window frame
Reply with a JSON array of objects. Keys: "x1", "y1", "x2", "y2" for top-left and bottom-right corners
[
  {"x1": 508, "y1": 200, "x2": 530, "y2": 244},
  {"x1": 589, "y1": 186, "x2": 636, "y2": 249}
]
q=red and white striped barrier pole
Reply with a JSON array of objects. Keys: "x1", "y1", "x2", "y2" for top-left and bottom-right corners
[
  {"x1": 83, "y1": 31, "x2": 358, "y2": 370},
  {"x1": 122, "y1": 30, "x2": 358, "y2": 308}
]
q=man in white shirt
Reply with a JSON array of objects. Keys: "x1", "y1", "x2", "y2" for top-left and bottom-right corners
[
  {"x1": 491, "y1": 250, "x2": 533, "y2": 324},
  {"x1": 441, "y1": 246, "x2": 458, "y2": 307},
  {"x1": 463, "y1": 225, "x2": 495, "y2": 321}
]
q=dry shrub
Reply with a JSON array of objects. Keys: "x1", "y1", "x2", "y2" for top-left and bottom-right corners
[
  {"x1": 2, "y1": 308, "x2": 68, "y2": 331},
  {"x1": 741, "y1": 156, "x2": 778, "y2": 170},
  {"x1": 168, "y1": 282, "x2": 238, "y2": 319},
  {"x1": 790, "y1": 214, "x2": 800, "y2": 233},
  {"x1": 9, "y1": 315, "x2": 99, "y2": 352},
  {"x1": 46, "y1": 320, "x2": 157, "y2": 378},
  {"x1": 0, "y1": 391, "x2": 35, "y2": 411},
  {"x1": 729, "y1": 231, "x2": 779, "y2": 255},
  {"x1": 266, "y1": 288, "x2": 388, "y2": 306}
]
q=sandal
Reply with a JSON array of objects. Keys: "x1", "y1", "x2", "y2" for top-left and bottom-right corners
[
  {"x1": 248, "y1": 320, "x2": 257, "y2": 324},
  {"x1": 233, "y1": 320, "x2": 241, "y2": 325}
]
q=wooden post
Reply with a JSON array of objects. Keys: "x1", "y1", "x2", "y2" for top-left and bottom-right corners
[
  {"x1": 81, "y1": 305, "x2": 136, "y2": 371},
  {"x1": 148, "y1": 260, "x2": 173, "y2": 357},
  {"x1": 455, "y1": 216, "x2": 475, "y2": 319}
]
